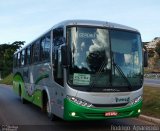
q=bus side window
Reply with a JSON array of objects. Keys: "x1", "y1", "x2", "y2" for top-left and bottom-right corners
[
  {"x1": 31, "y1": 45, "x2": 33, "y2": 64},
  {"x1": 25, "y1": 48, "x2": 27, "y2": 65},
  {"x1": 31, "y1": 40, "x2": 40, "y2": 64},
  {"x1": 53, "y1": 28, "x2": 64, "y2": 86},
  {"x1": 21, "y1": 50, "x2": 25, "y2": 66},
  {"x1": 34, "y1": 40, "x2": 40, "y2": 63},
  {"x1": 19, "y1": 52, "x2": 22, "y2": 67},
  {"x1": 13, "y1": 54, "x2": 17, "y2": 68},
  {"x1": 17, "y1": 53, "x2": 20, "y2": 67},
  {"x1": 26, "y1": 46, "x2": 31, "y2": 65},
  {"x1": 44, "y1": 34, "x2": 51, "y2": 60},
  {"x1": 32, "y1": 44, "x2": 34, "y2": 63},
  {"x1": 41, "y1": 37, "x2": 46, "y2": 61},
  {"x1": 40, "y1": 33, "x2": 51, "y2": 61}
]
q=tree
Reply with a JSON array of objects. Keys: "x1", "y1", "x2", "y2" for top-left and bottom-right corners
[
  {"x1": 0, "y1": 41, "x2": 25, "y2": 78},
  {"x1": 148, "y1": 49, "x2": 155, "y2": 57},
  {"x1": 155, "y1": 41, "x2": 160, "y2": 57}
]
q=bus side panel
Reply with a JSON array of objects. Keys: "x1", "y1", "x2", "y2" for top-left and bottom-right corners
[
  {"x1": 13, "y1": 72, "x2": 33, "y2": 102},
  {"x1": 32, "y1": 88, "x2": 43, "y2": 108},
  {"x1": 29, "y1": 63, "x2": 51, "y2": 108},
  {"x1": 13, "y1": 71, "x2": 43, "y2": 108}
]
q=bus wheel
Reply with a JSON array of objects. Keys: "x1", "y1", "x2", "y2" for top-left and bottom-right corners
[
  {"x1": 46, "y1": 100, "x2": 58, "y2": 121},
  {"x1": 19, "y1": 86, "x2": 26, "y2": 104}
]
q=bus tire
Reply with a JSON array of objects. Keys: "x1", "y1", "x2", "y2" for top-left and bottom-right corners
[
  {"x1": 47, "y1": 101, "x2": 55, "y2": 121},
  {"x1": 42, "y1": 91, "x2": 58, "y2": 121},
  {"x1": 19, "y1": 85, "x2": 27, "y2": 104},
  {"x1": 46, "y1": 99, "x2": 58, "y2": 121}
]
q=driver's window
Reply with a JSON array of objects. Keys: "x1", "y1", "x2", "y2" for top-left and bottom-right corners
[{"x1": 53, "y1": 27, "x2": 64, "y2": 86}]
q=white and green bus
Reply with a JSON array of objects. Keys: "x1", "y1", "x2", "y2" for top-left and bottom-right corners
[{"x1": 13, "y1": 20, "x2": 147, "y2": 121}]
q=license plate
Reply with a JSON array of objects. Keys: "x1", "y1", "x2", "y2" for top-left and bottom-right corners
[{"x1": 105, "y1": 112, "x2": 118, "y2": 116}]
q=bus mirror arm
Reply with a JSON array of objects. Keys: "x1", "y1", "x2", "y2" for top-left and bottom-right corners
[
  {"x1": 143, "y1": 50, "x2": 148, "y2": 67},
  {"x1": 61, "y1": 45, "x2": 70, "y2": 68}
]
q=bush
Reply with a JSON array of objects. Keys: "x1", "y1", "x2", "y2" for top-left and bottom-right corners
[
  {"x1": 0, "y1": 73, "x2": 13, "y2": 85},
  {"x1": 155, "y1": 41, "x2": 160, "y2": 57},
  {"x1": 148, "y1": 49, "x2": 155, "y2": 57}
]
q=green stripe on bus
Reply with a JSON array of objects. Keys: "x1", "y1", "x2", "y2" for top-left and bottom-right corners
[{"x1": 13, "y1": 73, "x2": 45, "y2": 108}]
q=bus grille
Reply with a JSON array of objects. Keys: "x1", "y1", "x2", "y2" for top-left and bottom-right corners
[{"x1": 92, "y1": 103, "x2": 128, "y2": 108}]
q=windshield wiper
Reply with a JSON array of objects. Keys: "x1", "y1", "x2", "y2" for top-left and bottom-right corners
[
  {"x1": 88, "y1": 60, "x2": 108, "y2": 91},
  {"x1": 113, "y1": 62, "x2": 132, "y2": 91}
]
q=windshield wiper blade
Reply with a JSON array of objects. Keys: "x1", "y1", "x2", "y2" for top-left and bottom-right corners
[
  {"x1": 113, "y1": 62, "x2": 132, "y2": 91},
  {"x1": 88, "y1": 60, "x2": 107, "y2": 91}
]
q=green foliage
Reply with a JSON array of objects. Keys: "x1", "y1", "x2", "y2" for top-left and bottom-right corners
[
  {"x1": 148, "y1": 49, "x2": 155, "y2": 57},
  {"x1": 0, "y1": 41, "x2": 25, "y2": 78},
  {"x1": 142, "y1": 86, "x2": 160, "y2": 119},
  {"x1": 0, "y1": 73, "x2": 13, "y2": 85},
  {"x1": 155, "y1": 41, "x2": 160, "y2": 57}
]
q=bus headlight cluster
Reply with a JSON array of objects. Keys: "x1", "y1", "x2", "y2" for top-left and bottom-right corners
[
  {"x1": 67, "y1": 96, "x2": 93, "y2": 108},
  {"x1": 128, "y1": 96, "x2": 142, "y2": 106}
]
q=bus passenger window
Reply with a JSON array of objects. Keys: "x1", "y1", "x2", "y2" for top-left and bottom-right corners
[
  {"x1": 26, "y1": 47, "x2": 31, "y2": 64},
  {"x1": 17, "y1": 53, "x2": 20, "y2": 67},
  {"x1": 13, "y1": 54, "x2": 17, "y2": 67},
  {"x1": 45, "y1": 34, "x2": 51, "y2": 60},
  {"x1": 21, "y1": 50, "x2": 25, "y2": 66},
  {"x1": 33, "y1": 41, "x2": 40, "y2": 63},
  {"x1": 40, "y1": 33, "x2": 51, "y2": 61},
  {"x1": 41, "y1": 38, "x2": 45, "y2": 61}
]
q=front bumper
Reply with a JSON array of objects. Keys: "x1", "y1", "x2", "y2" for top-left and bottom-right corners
[{"x1": 63, "y1": 98, "x2": 142, "y2": 121}]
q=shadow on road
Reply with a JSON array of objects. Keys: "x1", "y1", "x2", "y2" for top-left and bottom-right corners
[{"x1": 18, "y1": 120, "x2": 113, "y2": 131}]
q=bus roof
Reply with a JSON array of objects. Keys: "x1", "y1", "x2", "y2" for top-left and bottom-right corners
[
  {"x1": 53, "y1": 20, "x2": 139, "y2": 32},
  {"x1": 14, "y1": 20, "x2": 139, "y2": 54}
]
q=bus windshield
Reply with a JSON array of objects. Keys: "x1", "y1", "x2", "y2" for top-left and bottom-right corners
[{"x1": 67, "y1": 27, "x2": 143, "y2": 92}]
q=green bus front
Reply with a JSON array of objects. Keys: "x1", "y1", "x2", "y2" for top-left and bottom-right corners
[{"x1": 62, "y1": 26, "x2": 143, "y2": 120}]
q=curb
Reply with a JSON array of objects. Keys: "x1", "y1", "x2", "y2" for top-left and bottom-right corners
[
  {"x1": 139, "y1": 115, "x2": 160, "y2": 125},
  {"x1": 144, "y1": 83, "x2": 160, "y2": 87}
]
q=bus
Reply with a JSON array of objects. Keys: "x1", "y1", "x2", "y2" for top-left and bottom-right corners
[{"x1": 13, "y1": 20, "x2": 148, "y2": 121}]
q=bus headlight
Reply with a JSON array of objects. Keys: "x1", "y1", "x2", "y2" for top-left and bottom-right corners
[
  {"x1": 67, "y1": 96, "x2": 93, "y2": 108},
  {"x1": 128, "y1": 96, "x2": 142, "y2": 106}
]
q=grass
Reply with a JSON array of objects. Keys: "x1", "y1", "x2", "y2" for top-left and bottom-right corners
[
  {"x1": 142, "y1": 86, "x2": 160, "y2": 119},
  {"x1": 0, "y1": 73, "x2": 13, "y2": 85},
  {"x1": 0, "y1": 74, "x2": 160, "y2": 119}
]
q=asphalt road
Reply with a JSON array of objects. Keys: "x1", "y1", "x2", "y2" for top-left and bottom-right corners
[
  {"x1": 144, "y1": 78, "x2": 160, "y2": 87},
  {"x1": 0, "y1": 84, "x2": 159, "y2": 131}
]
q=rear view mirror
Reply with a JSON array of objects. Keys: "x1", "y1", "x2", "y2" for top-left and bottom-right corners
[
  {"x1": 61, "y1": 45, "x2": 69, "y2": 67},
  {"x1": 144, "y1": 50, "x2": 148, "y2": 67}
]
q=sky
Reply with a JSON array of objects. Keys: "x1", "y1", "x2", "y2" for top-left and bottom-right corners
[{"x1": 0, "y1": 0, "x2": 160, "y2": 45}]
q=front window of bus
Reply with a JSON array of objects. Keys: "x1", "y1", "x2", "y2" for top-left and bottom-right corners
[
  {"x1": 110, "y1": 30, "x2": 143, "y2": 91},
  {"x1": 67, "y1": 27, "x2": 143, "y2": 92}
]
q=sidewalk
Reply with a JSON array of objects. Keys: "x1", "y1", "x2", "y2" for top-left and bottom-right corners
[{"x1": 139, "y1": 115, "x2": 160, "y2": 125}]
